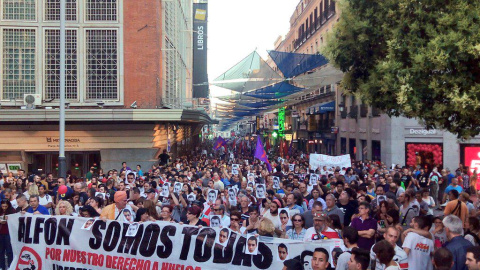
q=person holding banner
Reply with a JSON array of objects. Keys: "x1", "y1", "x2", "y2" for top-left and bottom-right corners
[
  {"x1": 0, "y1": 199, "x2": 14, "y2": 270},
  {"x1": 26, "y1": 195, "x2": 50, "y2": 215},
  {"x1": 100, "y1": 191, "x2": 133, "y2": 222}
]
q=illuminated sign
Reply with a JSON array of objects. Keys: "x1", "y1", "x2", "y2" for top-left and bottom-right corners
[
  {"x1": 278, "y1": 108, "x2": 285, "y2": 137},
  {"x1": 465, "y1": 147, "x2": 480, "y2": 173}
]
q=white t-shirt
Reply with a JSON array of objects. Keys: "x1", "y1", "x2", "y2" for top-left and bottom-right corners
[
  {"x1": 303, "y1": 226, "x2": 339, "y2": 242},
  {"x1": 262, "y1": 210, "x2": 281, "y2": 230},
  {"x1": 38, "y1": 194, "x2": 53, "y2": 214},
  {"x1": 385, "y1": 262, "x2": 401, "y2": 270},
  {"x1": 371, "y1": 244, "x2": 409, "y2": 270},
  {"x1": 38, "y1": 194, "x2": 52, "y2": 206},
  {"x1": 402, "y1": 232, "x2": 433, "y2": 270}
]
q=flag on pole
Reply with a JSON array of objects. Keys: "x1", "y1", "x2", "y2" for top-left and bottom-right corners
[
  {"x1": 213, "y1": 136, "x2": 227, "y2": 150},
  {"x1": 254, "y1": 136, "x2": 272, "y2": 172}
]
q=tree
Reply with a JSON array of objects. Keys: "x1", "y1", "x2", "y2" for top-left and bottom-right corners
[{"x1": 323, "y1": 0, "x2": 480, "y2": 138}]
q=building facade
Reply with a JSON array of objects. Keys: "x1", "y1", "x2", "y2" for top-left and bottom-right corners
[
  {"x1": 262, "y1": 0, "x2": 339, "y2": 155},
  {"x1": 0, "y1": 0, "x2": 213, "y2": 176}
]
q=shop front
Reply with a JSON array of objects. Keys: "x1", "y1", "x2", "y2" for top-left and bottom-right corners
[{"x1": 402, "y1": 127, "x2": 444, "y2": 170}]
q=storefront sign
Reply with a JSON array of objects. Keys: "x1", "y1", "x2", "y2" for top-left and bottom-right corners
[
  {"x1": 465, "y1": 146, "x2": 480, "y2": 173},
  {"x1": 405, "y1": 128, "x2": 442, "y2": 137},
  {"x1": 8, "y1": 214, "x2": 344, "y2": 270},
  {"x1": 7, "y1": 163, "x2": 21, "y2": 174},
  {"x1": 285, "y1": 134, "x2": 292, "y2": 141},
  {"x1": 192, "y1": 3, "x2": 209, "y2": 98}
]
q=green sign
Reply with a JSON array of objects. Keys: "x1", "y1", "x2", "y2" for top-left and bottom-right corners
[{"x1": 278, "y1": 108, "x2": 285, "y2": 137}]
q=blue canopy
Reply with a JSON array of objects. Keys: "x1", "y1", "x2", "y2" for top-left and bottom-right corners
[
  {"x1": 243, "y1": 82, "x2": 304, "y2": 99},
  {"x1": 268, "y1": 50, "x2": 329, "y2": 78},
  {"x1": 238, "y1": 99, "x2": 283, "y2": 108},
  {"x1": 318, "y1": 101, "x2": 335, "y2": 113}
]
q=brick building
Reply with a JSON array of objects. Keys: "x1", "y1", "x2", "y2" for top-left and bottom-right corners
[{"x1": 0, "y1": 0, "x2": 213, "y2": 177}]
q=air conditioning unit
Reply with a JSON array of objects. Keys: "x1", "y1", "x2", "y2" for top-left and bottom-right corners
[{"x1": 24, "y1": 94, "x2": 42, "y2": 108}]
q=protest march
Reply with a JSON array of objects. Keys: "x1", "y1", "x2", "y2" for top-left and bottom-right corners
[{"x1": 2, "y1": 135, "x2": 480, "y2": 270}]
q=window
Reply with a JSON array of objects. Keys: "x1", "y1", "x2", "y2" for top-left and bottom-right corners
[
  {"x1": 2, "y1": 28, "x2": 36, "y2": 99},
  {"x1": 86, "y1": 0, "x2": 117, "y2": 21},
  {"x1": 3, "y1": 0, "x2": 35, "y2": 21},
  {"x1": 44, "y1": 29, "x2": 78, "y2": 99},
  {"x1": 86, "y1": 29, "x2": 118, "y2": 100},
  {"x1": 45, "y1": 0, "x2": 77, "y2": 21}
]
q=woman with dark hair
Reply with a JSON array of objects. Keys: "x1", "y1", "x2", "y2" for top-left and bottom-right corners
[
  {"x1": 285, "y1": 213, "x2": 306, "y2": 240},
  {"x1": 465, "y1": 216, "x2": 480, "y2": 246},
  {"x1": 160, "y1": 205, "x2": 175, "y2": 222},
  {"x1": 88, "y1": 196, "x2": 104, "y2": 215},
  {"x1": 375, "y1": 200, "x2": 391, "y2": 239},
  {"x1": 134, "y1": 208, "x2": 151, "y2": 223},
  {"x1": 184, "y1": 206, "x2": 207, "y2": 226},
  {"x1": 373, "y1": 240, "x2": 400, "y2": 269},
  {"x1": 143, "y1": 200, "x2": 160, "y2": 220},
  {"x1": 329, "y1": 214, "x2": 343, "y2": 238},
  {"x1": 0, "y1": 199, "x2": 15, "y2": 270},
  {"x1": 385, "y1": 209, "x2": 403, "y2": 234},
  {"x1": 229, "y1": 211, "x2": 243, "y2": 233},
  {"x1": 430, "y1": 216, "x2": 447, "y2": 249}
]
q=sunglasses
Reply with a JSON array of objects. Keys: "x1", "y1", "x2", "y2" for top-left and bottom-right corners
[
  {"x1": 231, "y1": 218, "x2": 239, "y2": 221},
  {"x1": 213, "y1": 208, "x2": 221, "y2": 211},
  {"x1": 293, "y1": 219, "x2": 303, "y2": 222}
]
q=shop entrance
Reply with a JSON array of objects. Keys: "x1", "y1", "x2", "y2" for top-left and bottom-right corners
[{"x1": 29, "y1": 151, "x2": 101, "y2": 178}]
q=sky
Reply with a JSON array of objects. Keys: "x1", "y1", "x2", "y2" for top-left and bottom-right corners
[{"x1": 207, "y1": 0, "x2": 300, "y2": 98}]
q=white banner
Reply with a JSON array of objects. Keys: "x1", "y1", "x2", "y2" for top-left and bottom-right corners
[
  {"x1": 8, "y1": 213, "x2": 343, "y2": 270},
  {"x1": 309, "y1": 154, "x2": 352, "y2": 171}
]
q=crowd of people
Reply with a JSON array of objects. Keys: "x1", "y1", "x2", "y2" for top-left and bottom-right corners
[{"x1": 1, "y1": 142, "x2": 480, "y2": 270}]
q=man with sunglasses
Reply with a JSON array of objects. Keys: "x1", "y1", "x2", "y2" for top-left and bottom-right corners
[{"x1": 212, "y1": 204, "x2": 230, "y2": 227}]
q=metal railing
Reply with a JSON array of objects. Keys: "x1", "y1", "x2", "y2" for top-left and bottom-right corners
[{"x1": 158, "y1": 97, "x2": 210, "y2": 111}]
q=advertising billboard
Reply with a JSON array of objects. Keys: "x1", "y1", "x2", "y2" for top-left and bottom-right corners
[
  {"x1": 192, "y1": 3, "x2": 209, "y2": 98},
  {"x1": 464, "y1": 146, "x2": 480, "y2": 173}
]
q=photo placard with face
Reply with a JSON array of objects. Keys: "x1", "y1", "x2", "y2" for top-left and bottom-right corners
[
  {"x1": 232, "y1": 164, "x2": 240, "y2": 175},
  {"x1": 210, "y1": 215, "x2": 222, "y2": 227},
  {"x1": 126, "y1": 222, "x2": 140, "y2": 237},
  {"x1": 245, "y1": 234, "x2": 259, "y2": 255},
  {"x1": 310, "y1": 174, "x2": 319, "y2": 186},
  {"x1": 273, "y1": 176, "x2": 280, "y2": 189},
  {"x1": 81, "y1": 218, "x2": 96, "y2": 230},
  {"x1": 256, "y1": 184, "x2": 266, "y2": 199},
  {"x1": 247, "y1": 173, "x2": 255, "y2": 182},
  {"x1": 187, "y1": 193, "x2": 196, "y2": 203},
  {"x1": 215, "y1": 228, "x2": 231, "y2": 247},
  {"x1": 160, "y1": 183, "x2": 170, "y2": 197},
  {"x1": 279, "y1": 208, "x2": 292, "y2": 227},
  {"x1": 173, "y1": 182, "x2": 183, "y2": 194},
  {"x1": 207, "y1": 189, "x2": 218, "y2": 204}
]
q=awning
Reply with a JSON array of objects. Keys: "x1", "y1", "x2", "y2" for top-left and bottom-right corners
[{"x1": 318, "y1": 101, "x2": 335, "y2": 113}]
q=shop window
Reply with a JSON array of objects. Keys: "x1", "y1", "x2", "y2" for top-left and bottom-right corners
[{"x1": 405, "y1": 143, "x2": 443, "y2": 171}]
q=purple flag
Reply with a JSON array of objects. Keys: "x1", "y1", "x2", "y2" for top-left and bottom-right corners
[
  {"x1": 213, "y1": 136, "x2": 227, "y2": 150},
  {"x1": 254, "y1": 136, "x2": 272, "y2": 172}
]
